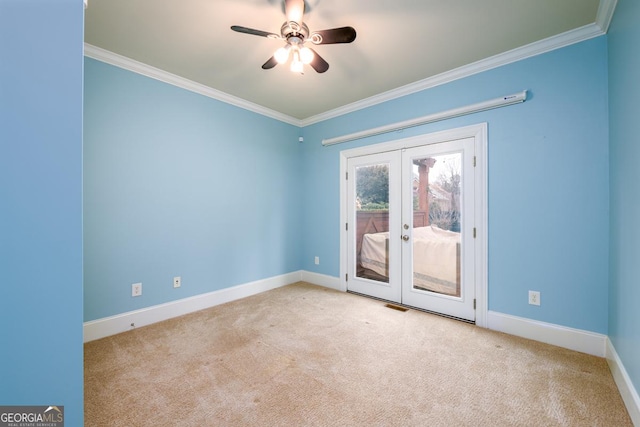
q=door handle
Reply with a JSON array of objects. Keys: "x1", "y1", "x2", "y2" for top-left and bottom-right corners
[{"x1": 402, "y1": 235, "x2": 410, "y2": 241}]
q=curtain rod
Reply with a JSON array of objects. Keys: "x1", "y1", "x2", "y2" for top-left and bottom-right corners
[{"x1": 322, "y1": 90, "x2": 528, "y2": 146}]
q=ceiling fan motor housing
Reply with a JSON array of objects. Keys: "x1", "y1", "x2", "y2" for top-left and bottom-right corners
[{"x1": 281, "y1": 21, "x2": 309, "y2": 43}]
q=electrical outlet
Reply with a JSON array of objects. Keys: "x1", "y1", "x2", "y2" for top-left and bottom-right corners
[
  {"x1": 528, "y1": 290, "x2": 540, "y2": 306},
  {"x1": 132, "y1": 282, "x2": 142, "y2": 297},
  {"x1": 173, "y1": 276, "x2": 181, "y2": 288},
  {"x1": 314, "y1": 256, "x2": 320, "y2": 265}
]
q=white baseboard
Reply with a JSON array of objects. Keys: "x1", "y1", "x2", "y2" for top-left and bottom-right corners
[
  {"x1": 487, "y1": 311, "x2": 607, "y2": 357},
  {"x1": 84, "y1": 271, "x2": 303, "y2": 342},
  {"x1": 300, "y1": 271, "x2": 342, "y2": 291},
  {"x1": 84, "y1": 272, "x2": 637, "y2": 424},
  {"x1": 84, "y1": 273, "x2": 609, "y2": 358},
  {"x1": 606, "y1": 338, "x2": 640, "y2": 426},
  {"x1": 302, "y1": 277, "x2": 609, "y2": 358}
]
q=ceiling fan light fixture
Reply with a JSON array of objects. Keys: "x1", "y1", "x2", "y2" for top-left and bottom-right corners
[
  {"x1": 274, "y1": 45, "x2": 291, "y2": 64},
  {"x1": 290, "y1": 50, "x2": 304, "y2": 73},
  {"x1": 299, "y1": 46, "x2": 314, "y2": 65},
  {"x1": 231, "y1": 0, "x2": 356, "y2": 74},
  {"x1": 290, "y1": 60, "x2": 304, "y2": 73}
]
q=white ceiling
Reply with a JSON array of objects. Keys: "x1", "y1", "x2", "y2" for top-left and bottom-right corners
[{"x1": 84, "y1": 0, "x2": 613, "y2": 125}]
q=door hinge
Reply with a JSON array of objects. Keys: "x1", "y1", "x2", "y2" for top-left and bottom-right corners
[
  {"x1": 346, "y1": 171, "x2": 348, "y2": 180},
  {"x1": 473, "y1": 227, "x2": 477, "y2": 238},
  {"x1": 473, "y1": 299, "x2": 476, "y2": 309},
  {"x1": 345, "y1": 273, "x2": 348, "y2": 281},
  {"x1": 346, "y1": 222, "x2": 348, "y2": 231},
  {"x1": 473, "y1": 156, "x2": 477, "y2": 167}
]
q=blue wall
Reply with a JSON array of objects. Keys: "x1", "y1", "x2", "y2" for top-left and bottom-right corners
[
  {"x1": 0, "y1": 0, "x2": 84, "y2": 425},
  {"x1": 301, "y1": 37, "x2": 610, "y2": 334},
  {"x1": 84, "y1": 29, "x2": 615, "y2": 337},
  {"x1": 608, "y1": 0, "x2": 640, "y2": 399},
  {"x1": 0, "y1": 0, "x2": 634, "y2": 420},
  {"x1": 83, "y1": 59, "x2": 301, "y2": 321}
]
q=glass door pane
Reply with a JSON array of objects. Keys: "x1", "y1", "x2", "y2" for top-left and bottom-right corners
[
  {"x1": 355, "y1": 163, "x2": 391, "y2": 283},
  {"x1": 411, "y1": 154, "x2": 462, "y2": 297}
]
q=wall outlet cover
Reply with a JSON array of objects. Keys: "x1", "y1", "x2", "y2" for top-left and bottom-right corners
[
  {"x1": 528, "y1": 290, "x2": 540, "y2": 306},
  {"x1": 132, "y1": 282, "x2": 142, "y2": 297}
]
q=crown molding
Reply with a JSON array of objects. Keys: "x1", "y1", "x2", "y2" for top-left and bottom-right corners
[
  {"x1": 84, "y1": 0, "x2": 616, "y2": 128},
  {"x1": 83, "y1": 43, "x2": 303, "y2": 127},
  {"x1": 301, "y1": 21, "x2": 609, "y2": 126},
  {"x1": 302, "y1": 0, "x2": 617, "y2": 126},
  {"x1": 596, "y1": 0, "x2": 618, "y2": 33}
]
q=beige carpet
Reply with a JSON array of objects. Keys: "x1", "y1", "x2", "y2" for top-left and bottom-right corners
[{"x1": 84, "y1": 282, "x2": 632, "y2": 426}]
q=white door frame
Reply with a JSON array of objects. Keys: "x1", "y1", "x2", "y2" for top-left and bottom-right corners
[{"x1": 339, "y1": 123, "x2": 488, "y2": 328}]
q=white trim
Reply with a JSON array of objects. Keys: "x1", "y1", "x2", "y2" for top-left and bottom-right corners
[
  {"x1": 301, "y1": 271, "x2": 342, "y2": 291},
  {"x1": 301, "y1": 23, "x2": 606, "y2": 126},
  {"x1": 339, "y1": 151, "x2": 348, "y2": 293},
  {"x1": 339, "y1": 123, "x2": 488, "y2": 327},
  {"x1": 83, "y1": 271, "x2": 302, "y2": 342},
  {"x1": 83, "y1": 44, "x2": 302, "y2": 127},
  {"x1": 474, "y1": 124, "x2": 489, "y2": 329},
  {"x1": 606, "y1": 338, "x2": 640, "y2": 426},
  {"x1": 84, "y1": 0, "x2": 616, "y2": 128},
  {"x1": 596, "y1": 0, "x2": 618, "y2": 33},
  {"x1": 487, "y1": 311, "x2": 607, "y2": 357}
]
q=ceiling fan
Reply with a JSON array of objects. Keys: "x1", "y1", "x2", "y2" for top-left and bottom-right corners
[{"x1": 231, "y1": 0, "x2": 356, "y2": 74}]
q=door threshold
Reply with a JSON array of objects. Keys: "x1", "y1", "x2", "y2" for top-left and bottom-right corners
[{"x1": 347, "y1": 290, "x2": 475, "y2": 325}]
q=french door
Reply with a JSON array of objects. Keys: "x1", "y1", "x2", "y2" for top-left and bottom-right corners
[{"x1": 346, "y1": 137, "x2": 476, "y2": 321}]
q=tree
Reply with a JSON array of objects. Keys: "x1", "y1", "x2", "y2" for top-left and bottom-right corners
[
  {"x1": 429, "y1": 159, "x2": 461, "y2": 231},
  {"x1": 356, "y1": 165, "x2": 389, "y2": 210}
]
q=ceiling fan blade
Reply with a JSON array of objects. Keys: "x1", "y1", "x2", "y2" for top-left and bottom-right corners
[
  {"x1": 308, "y1": 48, "x2": 329, "y2": 73},
  {"x1": 262, "y1": 56, "x2": 278, "y2": 70},
  {"x1": 284, "y1": 0, "x2": 304, "y2": 24},
  {"x1": 310, "y1": 26, "x2": 357, "y2": 44},
  {"x1": 231, "y1": 25, "x2": 280, "y2": 39}
]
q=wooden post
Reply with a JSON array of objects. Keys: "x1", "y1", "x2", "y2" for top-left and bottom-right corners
[{"x1": 415, "y1": 158, "x2": 436, "y2": 224}]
